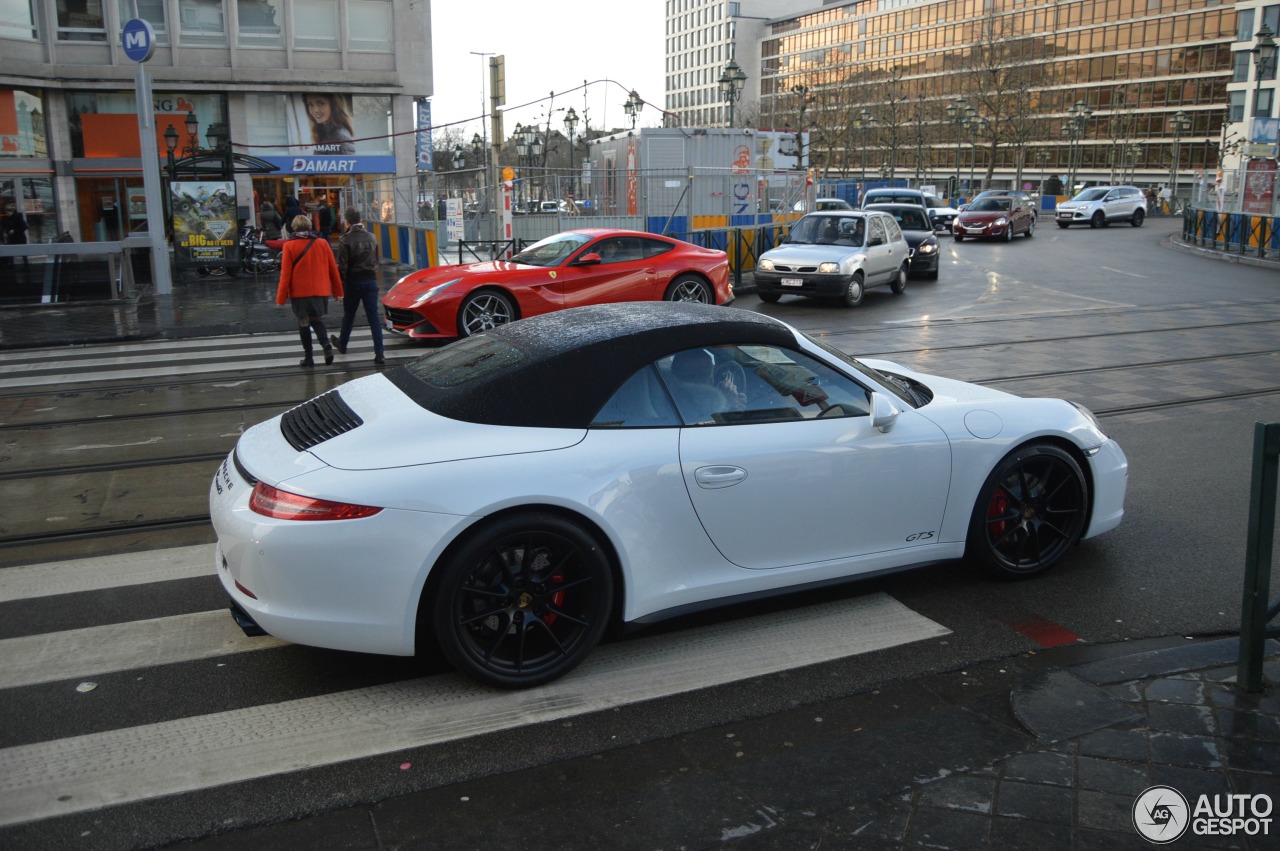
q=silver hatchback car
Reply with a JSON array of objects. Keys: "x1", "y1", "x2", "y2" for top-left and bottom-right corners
[{"x1": 754, "y1": 211, "x2": 911, "y2": 307}]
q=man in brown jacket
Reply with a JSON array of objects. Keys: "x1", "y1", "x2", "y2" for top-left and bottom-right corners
[
  {"x1": 330, "y1": 207, "x2": 385, "y2": 365},
  {"x1": 276, "y1": 214, "x2": 343, "y2": 367}
]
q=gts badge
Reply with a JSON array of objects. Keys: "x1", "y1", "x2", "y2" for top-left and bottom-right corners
[{"x1": 906, "y1": 531, "x2": 935, "y2": 542}]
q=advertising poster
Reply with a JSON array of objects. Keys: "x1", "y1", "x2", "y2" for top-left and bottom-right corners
[
  {"x1": 170, "y1": 181, "x2": 238, "y2": 267},
  {"x1": 286, "y1": 93, "x2": 357, "y2": 154},
  {"x1": 1242, "y1": 159, "x2": 1276, "y2": 215}
]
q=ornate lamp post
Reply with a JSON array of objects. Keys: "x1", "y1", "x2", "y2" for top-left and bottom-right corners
[
  {"x1": 563, "y1": 107, "x2": 579, "y2": 199},
  {"x1": 623, "y1": 90, "x2": 643, "y2": 130},
  {"x1": 1168, "y1": 109, "x2": 1192, "y2": 209},
  {"x1": 945, "y1": 97, "x2": 967, "y2": 198},
  {"x1": 451, "y1": 143, "x2": 466, "y2": 202},
  {"x1": 162, "y1": 111, "x2": 201, "y2": 180},
  {"x1": 204, "y1": 121, "x2": 234, "y2": 182},
  {"x1": 1033, "y1": 148, "x2": 1050, "y2": 194},
  {"x1": 969, "y1": 114, "x2": 987, "y2": 193},
  {"x1": 1062, "y1": 99, "x2": 1093, "y2": 193},
  {"x1": 1251, "y1": 23, "x2": 1277, "y2": 125},
  {"x1": 514, "y1": 123, "x2": 529, "y2": 211},
  {"x1": 856, "y1": 107, "x2": 876, "y2": 184},
  {"x1": 718, "y1": 59, "x2": 747, "y2": 127}
]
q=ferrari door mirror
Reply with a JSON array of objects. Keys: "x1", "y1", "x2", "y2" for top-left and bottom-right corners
[{"x1": 575, "y1": 253, "x2": 602, "y2": 266}]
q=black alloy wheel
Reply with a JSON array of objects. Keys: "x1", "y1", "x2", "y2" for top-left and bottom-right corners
[
  {"x1": 1131, "y1": 208, "x2": 1145, "y2": 227},
  {"x1": 1090, "y1": 211, "x2": 1106, "y2": 228},
  {"x1": 432, "y1": 512, "x2": 614, "y2": 688},
  {"x1": 968, "y1": 443, "x2": 1088, "y2": 579}
]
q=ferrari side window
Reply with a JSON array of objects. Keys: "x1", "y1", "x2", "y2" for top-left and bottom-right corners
[
  {"x1": 589, "y1": 365, "x2": 681, "y2": 428},
  {"x1": 639, "y1": 238, "x2": 675, "y2": 259}
]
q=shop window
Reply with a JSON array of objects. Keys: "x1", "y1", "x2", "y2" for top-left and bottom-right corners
[
  {"x1": 0, "y1": 88, "x2": 48, "y2": 158},
  {"x1": 1, "y1": 0, "x2": 37, "y2": 39},
  {"x1": 117, "y1": 0, "x2": 167, "y2": 44},
  {"x1": 1, "y1": 176, "x2": 54, "y2": 243},
  {"x1": 294, "y1": 0, "x2": 338, "y2": 49},
  {"x1": 57, "y1": 0, "x2": 106, "y2": 42},
  {"x1": 237, "y1": 0, "x2": 282, "y2": 47},
  {"x1": 179, "y1": 0, "x2": 226, "y2": 46}
]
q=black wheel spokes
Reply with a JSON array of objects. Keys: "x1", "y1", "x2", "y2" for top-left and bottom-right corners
[
  {"x1": 989, "y1": 457, "x2": 1084, "y2": 569},
  {"x1": 456, "y1": 532, "x2": 598, "y2": 677}
]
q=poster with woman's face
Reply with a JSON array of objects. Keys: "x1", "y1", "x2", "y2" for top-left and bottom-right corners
[{"x1": 286, "y1": 93, "x2": 356, "y2": 154}]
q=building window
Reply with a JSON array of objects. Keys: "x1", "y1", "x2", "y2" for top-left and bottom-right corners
[
  {"x1": 237, "y1": 0, "x2": 282, "y2": 47},
  {"x1": 1236, "y1": 7, "x2": 1255, "y2": 42},
  {"x1": 1229, "y1": 90, "x2": 1246, "y2": 123},
  {"x1": 118, "y1": 0, "x2": 168, "y2": 44},
  {"x1": 347, "y1": 0, "x2": 391, "y2": 52},
  {"x1": 1, "y1": 0, "x2": 37, "y2": 39},
  {"x1": 178, "y1": 0, "x2": 227, "y2": 46},
  {"x1": 1255, "y1": 87, "x2": 1275, "y2": 118},
  {"x1": 1234, "y1": 49, "x2": 1252, "y2": 82},
  {"x1": 57, "y1": 0, "x2": 106, "y2": 42},
  {"x1": 294, "y1": 0, "x2": 338, "y2": 49},
  {"x1": 0, "y1": 87, "x2": 48, "y2": 157}
]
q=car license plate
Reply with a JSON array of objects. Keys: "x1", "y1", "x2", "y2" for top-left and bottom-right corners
[
  {"x1": 966, "y1": 227, "x2": 983, "y2": 233},
  {"x1": 781, "y1": 277, "x2": 803, "y2": 287}
]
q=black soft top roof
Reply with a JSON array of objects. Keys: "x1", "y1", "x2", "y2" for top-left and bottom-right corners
[{"x1": 386, "y1": 303, "x2": 799, "y2": 429}]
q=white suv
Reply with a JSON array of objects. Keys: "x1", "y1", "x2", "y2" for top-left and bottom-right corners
[{"x1": 1055, "y1": 185, "x2": 1146, "y2": 228}]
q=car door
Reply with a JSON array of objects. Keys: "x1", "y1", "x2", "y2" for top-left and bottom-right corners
[
  {"x1": 551, "y1": 236, "x2": 657, "y2": 308},
  {"x1": 668, "y1": 344, "x2": 951, "y2": 570},
  {"x1": 1103, "y1": 189, "x2": 1126, "y2": 222},
  {"x1": 864, "y1": 215, "x2": 894, "y2": 284}
]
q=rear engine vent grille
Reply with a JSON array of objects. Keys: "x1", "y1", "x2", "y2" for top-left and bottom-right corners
[{"x1": 281, "y1": 391, "x2": 364, "y2": 451}]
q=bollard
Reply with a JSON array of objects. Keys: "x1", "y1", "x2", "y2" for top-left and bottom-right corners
[{"x1": 1238, "y1": 421, "x2": 1280, "y2": 693}]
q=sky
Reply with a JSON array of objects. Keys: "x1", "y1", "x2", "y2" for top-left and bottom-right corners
[{"x1": 426, "y1": 0, "x2": 666, "y2": 144}]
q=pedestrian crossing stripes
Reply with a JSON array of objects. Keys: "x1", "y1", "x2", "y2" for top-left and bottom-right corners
[
  {"x1": 0, "y1": 544, "x2": 950, "y2": 832},
  {"x1": 0, "y1": 333, "x2": 418, "y2": 390}
]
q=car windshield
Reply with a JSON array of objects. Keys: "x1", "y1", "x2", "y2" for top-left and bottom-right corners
[
  {"x1": 890, "y1": 209, "x2": 930, "y2": 230},
  {"x1": 785, "y1": 215, "x2": 865, "y2": 246},
  {"x1": 1072, "y1": 188, "x2": 1109, "y2": 202},
  {"x1": 867, "y1": 193, "x2": 919, "y2": 204},
  {"x1": 970, "y1": 198, "x2": 1011, "y2": 212},
  {"x1": 509, "y1": 232, "x2": 591, "y2": 267}
]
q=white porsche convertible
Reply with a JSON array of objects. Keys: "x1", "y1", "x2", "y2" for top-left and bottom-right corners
[{"x1": 211, "y1": 302, "x2": 1127, "y2": 688}]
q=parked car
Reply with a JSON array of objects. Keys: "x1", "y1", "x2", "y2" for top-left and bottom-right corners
[
  {"x1": 864, "y1": 203, "x2": 941, "y2": 279},
  {"x1": 211, "y1": 301, "x2": 1128, "y2": 688},
  {"x1": 953, "y1": 196, "x2": 1037, "y2": 241},
  {"x1": 755, "y1": 211, "x2": 911, "y2": 307},
  {"x1": 862, "y1": 188, "x2": 957, "y2": 231},
  {"x1": 381, "y1": 229, "x2": 732, "y2": 340},
  {"x1": 1055, "y1": 185, "x2": 1146, "y2": 228}
]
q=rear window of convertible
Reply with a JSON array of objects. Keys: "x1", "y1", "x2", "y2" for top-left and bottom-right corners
[{"x1": 405, "y1": 335, "x2": 523, "y2": 388}]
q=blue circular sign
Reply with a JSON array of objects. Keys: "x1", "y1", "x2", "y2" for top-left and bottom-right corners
[{"x1": 122, "y1": 18, "x2": 156, "y2": 63}]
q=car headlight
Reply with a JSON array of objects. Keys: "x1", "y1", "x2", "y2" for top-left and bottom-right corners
[
  {"x1": 818, "y1": 262, "x2": 841, "y2": 274},
  {"x1": 412, "y1": 277, "x2": 463, "y2": 306},
  {"x1": 1069, "y1": 400, "x2": 1109, "y2": 447},
  {"x1": 758, "y1": 258, "x2": 775, "y2": 272},
  {"x1": 917, "y1": 241, "x2": 937, "y2": 254},
  {"x1": 995, "y1": 217, "x2": 1009, "y2": 226}
]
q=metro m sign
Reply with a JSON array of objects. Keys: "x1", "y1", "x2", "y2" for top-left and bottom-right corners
[{"x1": 122, "y1": 19, "x2": 156, "y2": 63}]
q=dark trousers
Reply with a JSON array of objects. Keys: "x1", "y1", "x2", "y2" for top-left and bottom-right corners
[{"x1": 338, "y1": 279, "x2": 384, "y2": 355}]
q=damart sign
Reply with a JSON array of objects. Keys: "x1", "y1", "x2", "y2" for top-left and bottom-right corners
[
  {"x1": 259, "y1": 155, "x2": 395, "y2": 175},
  {"x1": 1133, "y1": 786, "x2": 1272, "y2": 844}
]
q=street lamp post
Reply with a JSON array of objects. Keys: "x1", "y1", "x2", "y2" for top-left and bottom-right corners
[
  {"x1": 969, "y1": 114, "x2": 986, "y2": 193},
  {"x1": 1063, "y1": 99, "x2": 1093, "y2": 193},
  {"x1": 718, "y1": 59, "x2": 747, "y2": 127},
  {"x1": 1033, "y1": 148, "x2": 1050, "y2": 194},
  {"x1": 564, "y1": 107, "x2": 579, "y2": 199},
  {"x1": 451, "y1": 144, "x2": 466, "y2": 204},
  {"x1": 1251, "y1": 24, "x2": 1278, "y2": 123},
  {"x1": 623, "y1": 90, "x2": 644, "y2": 130},
  {"x1": 162, "y1": 111, "x2": 201, "y2": 180},
  {"x1": 514, "y1": 123, "x2": 529, "y2": 211},
  {"x1": 945, "y1": 97, "x2": 967, "y2": 199},
  {"x1": 1169, "y1": 109, "x2": 1192, "y2": 210},
  {"x1": 857, "y1": 107, "x2": 875, "y2": 185}
]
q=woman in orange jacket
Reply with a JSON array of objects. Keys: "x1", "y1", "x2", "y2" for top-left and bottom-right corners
[{"x1": 276, "y1": 214, "x2": 344, "y2": 367}]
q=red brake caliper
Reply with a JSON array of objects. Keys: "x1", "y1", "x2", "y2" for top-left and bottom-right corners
[
  {"x1": 541, "y1": 571, "x2": 565, "y2": 625},
  {"x1": 988, "y1": 489, "x2": 1009, "y2": 540}
]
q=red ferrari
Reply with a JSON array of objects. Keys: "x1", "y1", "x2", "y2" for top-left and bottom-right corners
[{"x1": 382, "y1": 229, "x2": 734, "y2": 340}]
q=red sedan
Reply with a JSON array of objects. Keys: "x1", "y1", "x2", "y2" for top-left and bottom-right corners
[
  {"x1": 382, "y1": 229, "x2": 733, "y2": 340},
  {"x1": 953, "y1": 196, "x2": 1036, "y2": 242}
]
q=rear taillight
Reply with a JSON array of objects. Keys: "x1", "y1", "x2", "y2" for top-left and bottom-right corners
[{"x1": 249, "y1": 482, "x2": 383, "y2": 521}]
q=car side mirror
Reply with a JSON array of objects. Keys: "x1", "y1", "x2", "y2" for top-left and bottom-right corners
[
  {"x1": 870, "y1": 392, "x2": 901, "y2": 433},
  {"x1": 575, "y1": 253, "x2": 602, "y2": 266}
]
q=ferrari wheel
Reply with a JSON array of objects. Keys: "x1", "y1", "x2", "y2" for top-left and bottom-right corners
[
  {"x1": 969, "y1": 443, "x2": 1088, "y2": 579},
  {"x1": 841, "y1": 272, "x2": 864, "y2": 307},
  {"x1": 458, "y1": 291, "x2": 515, "y2": 337},
  {"x1": 890, "y1": 263, "x2": 908, "y2": 294},
  {"x1": 432, "y1": 512, "x2": 613, "y2": 689},
  {"x1": 665, "y1": 275, "x2": 712, "y2": 303}
]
